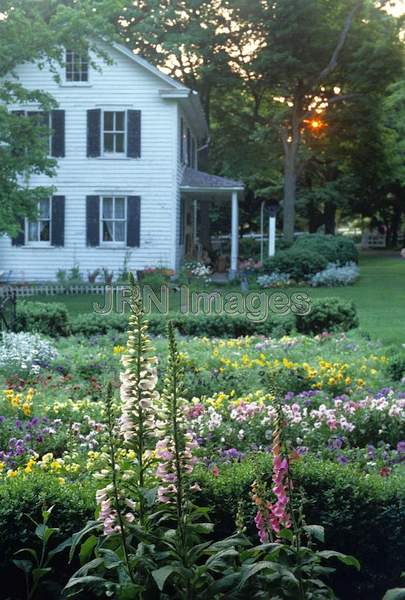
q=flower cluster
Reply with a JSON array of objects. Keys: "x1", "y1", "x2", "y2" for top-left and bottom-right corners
[
  {"x1": 0, "y1": 332, "x2": 57, "y2": 377},
  {"x1": 183, "y1": 260, "x2": 212, "y2": 282},
  {"x1": 257, "y1": 272, "x2": 291, "y2": 288},
  {"x1": 310, "y1": 262, "x2": 360, "y2": 287},
  {"x1": 156, "y1": 432, "x2": 198, "y2": 503},
  {"x1": 3, "y1": 387, "x2": 34, "y2": 416}
]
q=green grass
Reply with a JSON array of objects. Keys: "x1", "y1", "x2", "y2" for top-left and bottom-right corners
[
  {"x1": 27, "y1": 254, "x2": 405, "y2": 345},
  {"x1": 297, "y1": 254, "x2": 405, "y2": 346}
]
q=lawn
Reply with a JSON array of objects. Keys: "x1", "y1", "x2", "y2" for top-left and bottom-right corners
[{"x1": 27, "y1": 253, "x2": 405, "y2": 345}]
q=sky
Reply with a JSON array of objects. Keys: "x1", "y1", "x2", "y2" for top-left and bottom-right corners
[{"x1": 388, "y1": 0, "x2": 405, "y2": 15}]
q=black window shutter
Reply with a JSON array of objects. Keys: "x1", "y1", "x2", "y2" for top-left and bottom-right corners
[
  {"x1": 127, "y1": 110, "x2": 141, "y2": 158},
  {"x1": 51, "y1": 196, "x2": 65, "y2": 246},
  {"x1": 179, "y1": 197, "x2": 185, "y2": 245},
  {"x1": 51, "y1": 110, "x2": 65, "y2": 157},
  {"x1": 126, "y1": 196, "x2": 141, "y2": 247},
  {"x1": 86, "y1": 196, "x2": 100, "y2": 246},
  {"x1": 87, "y1": 109, "x2": 101, "y2": 157},
  {"x1": 180, "y1": 117, "x2": 184, "y2": 163},
  {"x1": 186, "y1": 128, "x2": 191, "y2": 166},
  {"x1": 11, "y1": 217, "x2": 25, "y2": 246}
]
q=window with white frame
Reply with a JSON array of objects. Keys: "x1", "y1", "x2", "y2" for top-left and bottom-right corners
[
  {"x1": 101, "y1": 196, "x2": 127, "y2": 243},
  {"x1": 26, "y1": 198, "x2": 51, "y2": 244},
  {"x1": 103, "y1": 111, "x2": 126, "y2": 154},
  {"x1": 65, "y1": 49, "x2": 89, "y2": 82}
]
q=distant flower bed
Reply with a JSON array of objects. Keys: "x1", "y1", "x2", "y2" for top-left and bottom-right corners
[
  {"x1": 0, "y1": 332, "x2": 57, "y2": 378},
  {"x1": 257, "y1": 261, "x2": 360, "y2": 288},
  {"x1": 310, "y1": 262, "x2": 360, "y2": 287}
]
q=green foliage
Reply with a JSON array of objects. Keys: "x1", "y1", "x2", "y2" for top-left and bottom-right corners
[
  {"x1": 69, "y1": 311, "x2": 296, "y2": 339},
  {"x1": 295, "y1": 297, "x2": 358, "y2": 334},
  {"x1": 294, "y1": 234, "x2": 358, "y2": 265},
  {"x1": 262, "y1": 248, "x2": 328, "y2": 281},
  {"x1": 0, "y1": 0, "x2": 123, "y2": 236},
  {"x1": 385, "y1": 352, "x2": 405, "y2": 382},
  {"x1": 13, "y1": 506, "x2": 72, "y2": 600},
  {"x1": 195, "y1": 456, "x2": 405, "y2": 600},
  {"x1": 15, "y1": 301, "x2": 70, "y2": 337},
  {"x1": 70, "y1": 312, "x2": 128, "y2": 336},
  {"x1": 0, "y1": 472, "x2": 96, "y2": 599}
]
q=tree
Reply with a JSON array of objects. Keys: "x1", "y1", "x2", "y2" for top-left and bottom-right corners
[
  {"x1": 117, "y1": 0, "x2": 403, "y2": 242},
  {"x1": 0, "y1": 0, "x2": 123, "y2": 237},
  {"x1": 227, "y1": 0, "x2": 403, "y2": 240}
]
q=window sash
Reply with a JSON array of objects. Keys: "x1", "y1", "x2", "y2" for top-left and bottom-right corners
[
  {"x1": 100, "y1": 196, "x2": 127, "y2": 243},
  {"x1": 103, "y1": 111, "x2": 126, "y2": 154},
  {"x1": 16, "y1": 111, "x2": 52, "y2": 156},
  {"x1": 26, "y1": 198, "x2": 51, "y2": 244},
  {"x1": 66, "y1": 49, "x2": 89, "y2": 82}
]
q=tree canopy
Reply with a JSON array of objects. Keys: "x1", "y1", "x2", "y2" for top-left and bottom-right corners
[{"x1": 0, "y1": 0, "x2": 123, "y2": 237}]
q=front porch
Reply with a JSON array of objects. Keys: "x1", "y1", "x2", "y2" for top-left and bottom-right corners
[{"x1": 180, "y1": 167, "x2": 244, "y2": 278}]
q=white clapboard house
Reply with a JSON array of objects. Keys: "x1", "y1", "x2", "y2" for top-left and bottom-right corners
[{"x1": 0, "y1": 43, "x2": 244, "y2": 282}]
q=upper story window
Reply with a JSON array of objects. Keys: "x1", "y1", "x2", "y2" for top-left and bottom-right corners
[
  {"x1": 12, "y1": 110, "x2": 65, "y2": 158},
  {"x1": 180, "y1": 118, "x2": 197, "y2": 168},
  {"x1": 26, "y1": 198, "x2": 51, "y2": 244},
  {"x1": 101, "y1": 196, "x2": 127, "y2": 243},
  {"x1": 65, "y1": 49, "x2": 89, "y2": 82},
  {"x1": 103, "y1": 111, "x2": 126, "y2": 154}
]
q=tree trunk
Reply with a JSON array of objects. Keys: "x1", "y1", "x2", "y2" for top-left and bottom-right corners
[
  {"x1": 324, "y1": 203, "x2": 336, "y2": 234},
  {"x1": 283, "y1": 151, "x2": 297, "y2": 242},
  {"x1": 282, "y1": 98, "x2": 301, "y2": 243}
]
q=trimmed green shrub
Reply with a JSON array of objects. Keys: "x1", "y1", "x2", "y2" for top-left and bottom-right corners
[
  {"x1": 148, "y1": 312, "x2": 296, "y2": 338},
  {"x1": 385, "y1": 352, "x2": 405, "y2": 381},
  {"x1": 296, "y1": 297, "x2": 359, "y2": 334},
  {"x1": 261, "y1": 248, "x2": 328, "y2": 281},
  {"x1": 70, "y1": 312, "x2": 128, "y2": 336},
  {"x1": 0, "y1": 472, "x2": 96, "y2": 599},
  {"x1": 294, "y1": 234, "x2": 359, "y2": 265},
  {"x1": 70, "y1": 312, "x2": 295, "y2": 339},
  {"x1": 15, "y1": 301, "x2": 70, "y2": 337},
  {"x1": 195, "y1": 455, "x2": 405, "y2": 600}
]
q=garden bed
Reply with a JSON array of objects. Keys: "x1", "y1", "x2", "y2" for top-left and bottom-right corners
[{"x1": 0, "y1": 325, "x2": 404, "y2": 598}]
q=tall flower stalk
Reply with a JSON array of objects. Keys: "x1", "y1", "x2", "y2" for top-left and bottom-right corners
[
  {"x1": 252, "y1": 393, "x2": 291, "y2": 543},
  {"x1": 155, "y1": 322, "x2": 198, "y2": 536},
  {"x1": 119, "y1": 274, "x2": 159, "y2": 523}
]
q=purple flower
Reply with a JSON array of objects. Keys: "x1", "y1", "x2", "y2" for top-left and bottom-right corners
[
  {"x1": 296, "y1": 446, "x2": 309, "y2": 456},
  {"x1": 337, "y1": 455, "x2": 349, "y2": 465},
  {"x1": 397, "y1": 441, "x2": 405, "y2": 454},
  {"x1": 0, "y1": 416, "x2": 5, "y2": 424},
  {"x1": 328, "y1": 437, "x2": 343, "y2": 450},
  {"x1": 221, "y1": 448, "x2": 244, "y2": 462},
  {"x1": 367, "y1": 445, "x2": 376, "y2": 459}
]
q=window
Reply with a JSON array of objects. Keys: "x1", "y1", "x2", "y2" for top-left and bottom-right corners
[
  {"x1": 101, "y1": 196, "x2": 127, "y2": 243},
  {"x1": 26, "y1": 198, "x2": 51, "y2": 244},
  {"x1": 65, "y1": 49, "x2": 89, "y2": 82},
  {"x1": 103, "y1": 111, "x2": 126, "y2": 154}
]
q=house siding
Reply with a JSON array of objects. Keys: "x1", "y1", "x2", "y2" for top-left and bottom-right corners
[
  {"x1": 0, "y1": 45, "x2": 179, "y2": 282},
  {"x1": 174, "y1": 107, "x2": 200, "y2": 270}
]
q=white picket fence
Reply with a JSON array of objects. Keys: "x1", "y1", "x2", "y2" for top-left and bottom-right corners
[{"x1": 0, "y1": 284, "x2": 119, "y2": 298}]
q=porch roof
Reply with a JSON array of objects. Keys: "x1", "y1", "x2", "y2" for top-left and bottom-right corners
[{"x1": 180, "y1": 167, "x2": 244, "y2": 193}]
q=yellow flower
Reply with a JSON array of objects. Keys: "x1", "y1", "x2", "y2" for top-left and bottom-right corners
[
  {"x1": 113, "y1": 345, "x2": 126, "y2": 354},
  {"x1": 345, "y1": 376, "x2": 352, "y2": 385},
  {"x1": 24, "y1": 458, "x2": 36, "y2": 474},
  {"x1": 0, "y1": 462, "x2": 4, "y2": 473},
  {"x1": 57, "y1": 477, "x2": 66, "y2": 486},
  {"x1": 7, "y1": 469, "x2": 18, "y2": 478},
  {"x1": 356, "y1": 379, "x2": 365, "y2": 387}
]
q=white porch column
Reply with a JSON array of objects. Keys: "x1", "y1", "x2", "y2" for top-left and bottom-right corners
[{"x1": 230, "y1": 191, "x2": 239, "y2": 279}]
